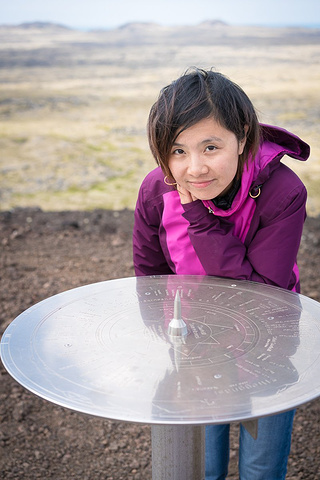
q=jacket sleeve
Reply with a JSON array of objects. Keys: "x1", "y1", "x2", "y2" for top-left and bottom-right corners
[
  {"x1": 182, "y1": 182, "x2": 307, "y2": 290},
  {"x1": 133, "y1": 181, "x2": 174, "y2": 277}
]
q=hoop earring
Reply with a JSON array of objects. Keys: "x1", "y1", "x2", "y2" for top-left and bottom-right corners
[{"x1": 164, "y1": 176, "x2": 177, "y2": 186}]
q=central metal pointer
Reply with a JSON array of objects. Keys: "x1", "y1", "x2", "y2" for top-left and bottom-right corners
[{"x1": 167, "y1": 290, "x2": 188, "y2": 337}]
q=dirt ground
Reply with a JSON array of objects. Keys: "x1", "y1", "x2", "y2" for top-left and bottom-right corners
[{"x1": 0, "y1": 207, "x2": 320, "y2": 479}]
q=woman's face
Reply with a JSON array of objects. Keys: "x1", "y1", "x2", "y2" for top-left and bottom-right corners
[{"x1": 168, "y1": 117, "x2": 246, "y2": 201}]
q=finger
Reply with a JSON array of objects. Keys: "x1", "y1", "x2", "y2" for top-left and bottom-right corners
[{"x1": 177, "y1": 185, "x2": 194, "y2": 204}]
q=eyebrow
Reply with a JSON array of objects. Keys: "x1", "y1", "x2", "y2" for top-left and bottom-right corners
[{"x1": 172, "y1": 136, "x2": 224, "y2": 147}]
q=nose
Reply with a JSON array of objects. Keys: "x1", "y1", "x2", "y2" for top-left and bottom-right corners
[{"x1": 187, "y1": 153, "x2": 209, "y2": 176}]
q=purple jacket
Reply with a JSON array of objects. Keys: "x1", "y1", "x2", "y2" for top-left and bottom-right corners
[{"x1": 133, "y1": 125, "x2": 309, "y2": 292}]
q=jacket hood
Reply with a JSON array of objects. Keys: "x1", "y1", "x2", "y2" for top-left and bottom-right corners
[
  {"x1": 260, "y1": 124, "x2": 310, "y2": 161},
  {"x1": 202, "y1": 124, "x2": 310, "y2": 217}
]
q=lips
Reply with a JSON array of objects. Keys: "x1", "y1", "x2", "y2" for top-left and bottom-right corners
[{"x1": 189, "y1": 180, "x2": 213, "y2": 189}]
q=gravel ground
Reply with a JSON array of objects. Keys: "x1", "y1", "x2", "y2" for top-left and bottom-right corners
[{"x1": 1, "y1": 208, "x2": 320, "y2": 479}]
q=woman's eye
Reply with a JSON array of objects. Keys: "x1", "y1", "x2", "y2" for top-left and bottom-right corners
[
  {"x1": 172, "y1": 148, "x2": 185, "y2": 155},
  {"x1": 205, "y1": 145, "x2": 217, "y2": 151}
]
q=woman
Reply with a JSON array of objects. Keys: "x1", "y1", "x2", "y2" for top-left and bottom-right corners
[{"x1": 133, "y1": 68, "x2": 309, "y2": 479}]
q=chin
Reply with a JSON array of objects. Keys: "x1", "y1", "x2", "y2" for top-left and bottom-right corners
[
  {"x1": 192, "y1": 190, "x2": 217, "y2": 201},
  {"x1": 193, "y1": 194, "x2": 213, "y2": 201}
]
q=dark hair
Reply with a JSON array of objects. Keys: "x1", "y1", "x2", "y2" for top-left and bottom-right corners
[{"x1": 147, "y1": 68, "x2": 261, "y2": 179}]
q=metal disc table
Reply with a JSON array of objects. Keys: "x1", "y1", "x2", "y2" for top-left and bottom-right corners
[{"x1": 1, "y1": 275, "x2": 320, "y2": 479}]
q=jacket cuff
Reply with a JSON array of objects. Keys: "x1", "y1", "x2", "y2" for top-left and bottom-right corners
[{"x1": 182, "y1": 200, "x2": 211, "y2": 222}]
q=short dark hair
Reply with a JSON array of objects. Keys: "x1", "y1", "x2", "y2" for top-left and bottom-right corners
[{"x1": 147, "y1": 68, "x2": 261, "y2": 179}]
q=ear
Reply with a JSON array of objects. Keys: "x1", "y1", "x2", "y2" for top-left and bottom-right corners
[{"x1": 238, "y1": 125, "x2": 249, "y2": 155}]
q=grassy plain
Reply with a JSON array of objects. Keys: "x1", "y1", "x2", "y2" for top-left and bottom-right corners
[{"x1": 0, "y1": 23, "x2": 319, "y2": 214}]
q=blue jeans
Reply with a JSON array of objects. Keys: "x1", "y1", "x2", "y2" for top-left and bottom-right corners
[{"x1": 205, "y1": 410, "x2": 295, "y2": 480}]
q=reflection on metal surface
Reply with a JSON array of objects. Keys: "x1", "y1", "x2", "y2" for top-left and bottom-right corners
[{"x1": 1, "y1": 275, "x2": 320, "y2": 425}]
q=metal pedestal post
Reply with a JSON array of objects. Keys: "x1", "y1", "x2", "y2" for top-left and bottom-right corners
[{"x1": 151, "y1": 424, "x2": 205, "y2": 480}]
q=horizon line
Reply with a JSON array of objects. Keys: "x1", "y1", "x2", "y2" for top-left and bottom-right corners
[{"x1": 1, "y1": 20, "x2": 320, "y2": 31}]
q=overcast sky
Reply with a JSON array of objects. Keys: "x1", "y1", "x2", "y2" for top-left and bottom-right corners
[{"x1": 1, "y1": 0, "x2": 320, "y2": 29}]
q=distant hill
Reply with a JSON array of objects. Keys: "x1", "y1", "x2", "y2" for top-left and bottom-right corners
[
  {"x1": 118, "y1": 22, "x2": 162, "y2": 30},
  {"x1": 199, "y1": 20, "x2": 228, "y2": 27},
  {"x1": 9, "y1": 21, "x2": 72, "y2": 30}
]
